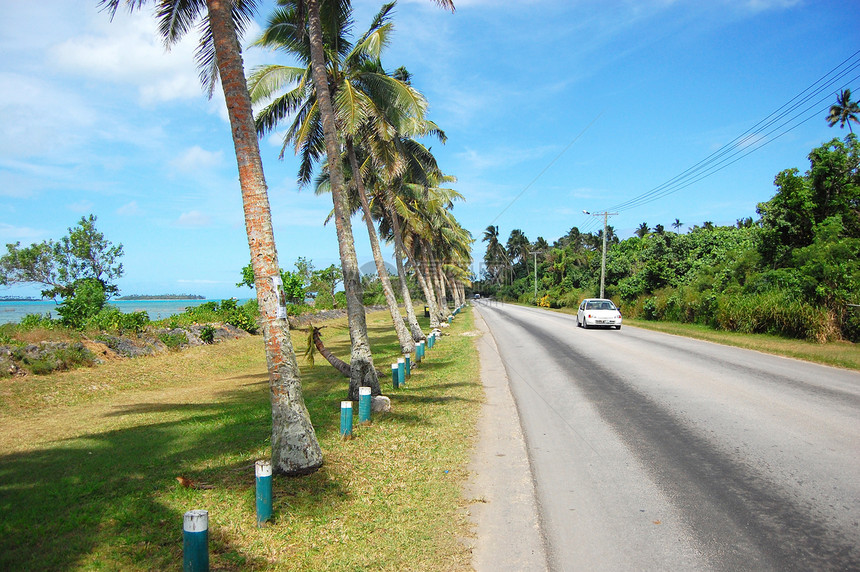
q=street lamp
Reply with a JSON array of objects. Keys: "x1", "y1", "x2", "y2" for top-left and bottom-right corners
[{"x1": 583, "y1": 210, "x2": 617, "y2": 299}]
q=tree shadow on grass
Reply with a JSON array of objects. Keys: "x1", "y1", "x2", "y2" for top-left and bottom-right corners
[{"x1": 0, "y1": 388, "x2": 345, "y2": 571}]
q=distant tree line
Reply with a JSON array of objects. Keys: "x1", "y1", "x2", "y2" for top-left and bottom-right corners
[{"x1": 476, "y1": 134, "x2": 860, "y2": 342}]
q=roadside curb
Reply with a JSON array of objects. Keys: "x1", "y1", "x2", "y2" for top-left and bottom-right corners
[{"x1": 465, "y1": 306, "x2": 549, "y2": 571}]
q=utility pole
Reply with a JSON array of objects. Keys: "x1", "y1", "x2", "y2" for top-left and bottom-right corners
[
  {"x1": 528, "y1": 250, "x2": 543, "y2": 303},
  {"x1": 583, "y1": 210, "x2": 618, "y2": 299}
]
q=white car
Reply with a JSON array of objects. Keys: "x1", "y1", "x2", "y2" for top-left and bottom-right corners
[{"x1": 577, "y1": 298, "x2": 622, "y2": 329}]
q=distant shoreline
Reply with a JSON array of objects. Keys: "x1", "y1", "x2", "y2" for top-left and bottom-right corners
[
  {"x1": 116, "y1": 294, "x2": 206, "y2": 301},
  {"x1": 0, "y1": 297, "x2": 41, "y2": 302}
]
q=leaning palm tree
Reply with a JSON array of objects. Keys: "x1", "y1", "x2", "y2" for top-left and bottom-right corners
[
  {"x1": 827, "y1": 88, "x2": 860, "y2": 133},
  {"x1": 98, "y1": 0, "x2": 322, "y2": 475},
  {"x1": 252, "y1": 2, "x2": 426, "y2": 358},
  {"x1": 251, "y1": 0, "x2": 384, "y2": 398},
  {"x1": 300, "y1": 0, "x2": 454, "y2": 393},
  {"x1": 374, "y1": 136, "x2": 448, "y2": 342}
]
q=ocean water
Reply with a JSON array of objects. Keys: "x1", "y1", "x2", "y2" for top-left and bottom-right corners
[{"x1": 0, "y1": 299, "x2": 247, "y2": 325}]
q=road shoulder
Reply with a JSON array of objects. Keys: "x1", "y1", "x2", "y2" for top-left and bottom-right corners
[{"x1": 464, "y1": 306, "x2": 548, "y2": 571}]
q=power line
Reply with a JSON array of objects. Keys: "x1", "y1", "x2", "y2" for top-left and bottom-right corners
[
  {"x1": 488, "y1": 111, "x2": 604, "y2": 226},
  {"x1": 604, "y1": 50, "x2": 860, "y2": 215}
]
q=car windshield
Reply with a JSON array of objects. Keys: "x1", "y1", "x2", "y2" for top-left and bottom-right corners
[{"x1": 586, "y1": 301, "x2": 615, "y2": 311}]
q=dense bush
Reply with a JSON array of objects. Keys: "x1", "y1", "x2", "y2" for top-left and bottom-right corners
[
  {"x1": 87, "y1": 307, "x2": 149, "y2": 334},
  {"x1": 476, "y1": 135, "x2": 859, "y2": 343},
  {"x1": 176, "y1": 299, "x2": 260, "y2": 334}
]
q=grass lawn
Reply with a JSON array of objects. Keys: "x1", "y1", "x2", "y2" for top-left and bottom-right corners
[{"x1": 0, "y1": 308, "x2": 482, "y2": 571}]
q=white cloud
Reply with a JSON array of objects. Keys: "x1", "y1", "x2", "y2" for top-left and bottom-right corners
[
  {"x1": 117, "y1": 201, "x2": 142, "y2": 216},
  {"x1": 67, "y1": 200, "x2": 95, "y2": 214},
  {"x1": 175, "y1": 210, "x2": 212, "y2": 227},
  {"x1": 178, "y1": 279, "x2": 224, "y2": 284},
  {"x1": 456, "y1": 144, "x2": 556, "y2": 172},
  {"x1": 0, "y1": 222, "x2": 47, "y2": 242},
  {"x1": 0, "y1": 73, "x2": 97, "y2": 159},
  {"x1": 170, "y1": 146, "x2": 225, "y2": 173},
  {"x1": 50, "y1": 7, "x2": 202, "y2": 104}
]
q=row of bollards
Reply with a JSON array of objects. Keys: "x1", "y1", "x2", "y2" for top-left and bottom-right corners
[
  {"x1": 180, "y1": 308, "x2": 473, "y2": 570},
  {"x1": 182, "y1": 459, "x2": 275, "y2": 570}
]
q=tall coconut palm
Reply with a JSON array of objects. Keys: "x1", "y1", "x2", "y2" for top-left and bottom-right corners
[
  {"x1": 374, "y1": 136, "x2": 448, "y2": 341},
  {"x1": 635, "y1": 222, "x2": 649, "y2": 238},
  {"x1": 506, "y1": 229, "x2": 530, "y2": 268},
  {"x1": 397, "y1": 173, "x2": 462, "y2": 326},
  {"x1": 98, "y1": 0, "x2": 322, "y2": 475},
  {"x1": 482, "y1": 225, "x2": 507, "y2": 283},
  {"x1": 300, "y1": 0, "x2": 454, "y2": 396},
  {"x1": 251, "y1": 2, "x2": 428, "y2": 358},
  {"x1": 672, "y1": 218, "x2": 684, "y2": 232},
  {"x1": 251, "y1": 0, "x2": 383, "y2": 398},
  {"x1": 827, "y1": 88, "x2": 860, "y2": 133}
]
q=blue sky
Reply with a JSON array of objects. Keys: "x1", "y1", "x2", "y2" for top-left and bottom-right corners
[{"x1": 1, "y1": 0, "x2": 857, "y2": 299}]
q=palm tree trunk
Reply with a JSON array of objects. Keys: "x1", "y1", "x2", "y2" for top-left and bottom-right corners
[
  {"x1": 429, "y1": 250, "x2": 449, "y2": 318},
  {"x1": 422, "y1": 250, "x2": 446, "y2": 323},
  {"x1": 412, "y1": 246, "x2": 440, "y2": 329},
  {"x1": 306, "y1": 0, "x2": 380, "y2": 400},
  {"x1": 346, "y1": 139, "x2": 415, "y2": 354},
  {"x1": 390, "y1": 211, "x2": 425, "y2": 342},
  {"x1": 206, "y1": 0, "x2": 322, "y2": 475},
  {"x1": 311, "y1": 326, "x2": 351, "y2": 377}
]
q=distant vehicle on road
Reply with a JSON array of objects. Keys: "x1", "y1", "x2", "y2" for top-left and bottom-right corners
[
  {"x1": 577, "y1": 298, "x2": 622, "y2": 329},
  {"x1": 474, "y1": 293, "x2": 481, "y2": 299}
]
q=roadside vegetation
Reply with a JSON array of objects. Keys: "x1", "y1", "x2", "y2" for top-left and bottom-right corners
[
  {"x1": 0, "y1": 308, "x2": 481, "y2": 571},
  {"x1": 476, "y1": 133, "x2": 860, "y2": 344}
]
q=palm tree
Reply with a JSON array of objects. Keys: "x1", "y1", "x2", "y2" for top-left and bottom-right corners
[
  {"x1": 257, "y1": 3, "x2": 425, "y2": 357},
  {"x1": 635, "y1": 222, "x2": 649, "y2": 238},
  {"x1": 375, "y1": 136, "x2": 447, "y2": 342},
  {"x1": 252, "y1": 0, "x2": 386, "y2": 397},
  {"x1": 252, "y1": 0, "x2": 453, "y2": 394},
  {"x1": 300, "y1": 0, "x2": 453, "y2": 394},
  {"x1": 98, "y1": 0, "x2": 322, "y2": 475},
  {"x1": 506, "y1": 229, "x2": 530, "y2": 268},
  {"x1": 827, "y1": 89, "x2": 860, "y2": 133},
  {"x1": 672, "y1": 218, "x2": 684, "y2": 232},
  {"x1": 482, "y1": 225, "x2": 507, "y2": 282}
]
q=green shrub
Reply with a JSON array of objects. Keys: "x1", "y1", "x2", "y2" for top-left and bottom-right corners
[
  {"x1": 57, "y1": 278, "x2": 107, "y2": 329},
  {"x1": 19, "y1": 313, "x2": 57, "y2": 330},
  {"x1": 643, "y1": 297, "x2": 658, "y2": 320},
  {"x1": 200, "y1": 325, "x2": 216, "y2": 344},
  {"x1": 16, "y1": 344, "x2": 95, "y2": 375},
  {"x1": 158, "y1": 330, "x2": 188, "y2": 351},
  {"x1": 87, "y1": 307, "x2": 150, "y2": 334},
  {"x1": 334, "y1": 291, "x2": 347, "y2": 308},
  {"x1": 714, "y1": 290, "x2": 834, "y2": 342}
]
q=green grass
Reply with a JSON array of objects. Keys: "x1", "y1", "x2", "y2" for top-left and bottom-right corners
[
  {"x1": 545, "y1": 305, "x2": 860, "y2": 371},
  {"x1": 0, "y1": 308, "x2": 482, "y2": 571}
]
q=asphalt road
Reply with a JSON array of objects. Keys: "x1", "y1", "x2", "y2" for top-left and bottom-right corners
[{"x1": 474, "y1": 300, "x2": 860, "y2": 571}]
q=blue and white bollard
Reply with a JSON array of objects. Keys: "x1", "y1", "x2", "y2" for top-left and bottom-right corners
[
  {"x1": 183, "y1": 510, "x2": 209, "y2": 572},
  {"x1": 398, "y1": 358, "x2": 405, "y2": 386},
  {"x1": 340, "y1": 401, "x2": 353, "y2": 439},
  {"x1": 416, "y1": 341, "x2": 424, "y2": 362},
  {"x1": 391, "y1": 363, "x2": 400, "y2": 389},
  {"x1": 404, "y1": 353, "x2": 411, "y2": 377},
  {"x1": 448, "y1": 315, "x2": 453, "y2": 324},
  {"x1": 255, "y1": 460, "x2": 272, "y2": 527},
  {"x1": 358, "y1": 386, "x2": 372, "y2": 424}
]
